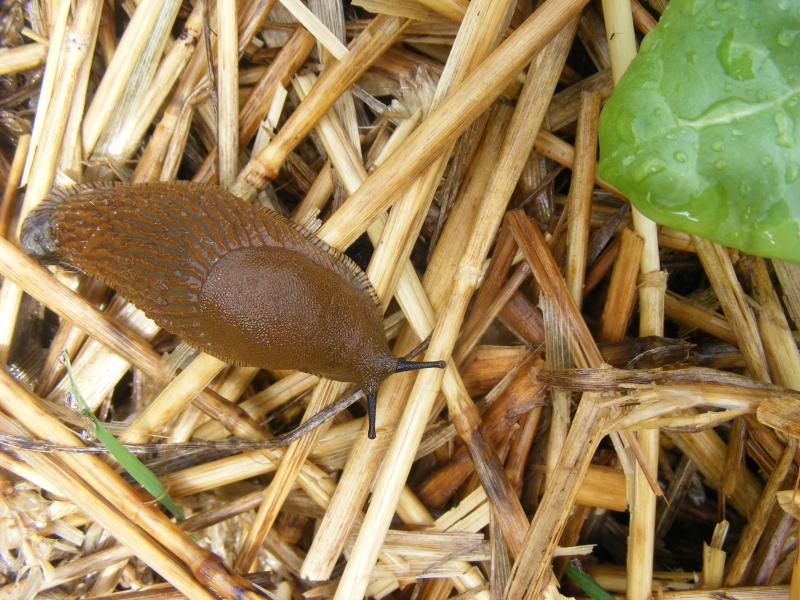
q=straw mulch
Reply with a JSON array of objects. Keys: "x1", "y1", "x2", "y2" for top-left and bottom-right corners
[{"x1": 0, "y1": 0, "x2": 796, "y2": 598}]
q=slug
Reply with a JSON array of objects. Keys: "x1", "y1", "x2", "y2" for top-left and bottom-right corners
[{"x1": 20, "y1": 182, "x2": 444, "y2": 438}]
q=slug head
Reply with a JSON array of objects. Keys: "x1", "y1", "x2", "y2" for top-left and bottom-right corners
[
  {"x1": 363, "y1": 358, "x2": 446, "y2": 439},
  {"x1": 20, "y1": 208, "x2": 59, "y2": 261}
]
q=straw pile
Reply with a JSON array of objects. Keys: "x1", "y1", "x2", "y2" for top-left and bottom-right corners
[{"x1": 0, "y1": 0, "x2": 796, "y2": 598}]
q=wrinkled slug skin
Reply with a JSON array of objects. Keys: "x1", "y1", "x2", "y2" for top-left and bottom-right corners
[{"x1": 21, "y1": 182, "x2": 397, "y2": 389}]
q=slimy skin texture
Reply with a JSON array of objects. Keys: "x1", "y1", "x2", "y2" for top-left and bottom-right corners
[
  {"x1": 21, "y1": 182, "x2": 444, "y2": 438},
  {"x1": 198, "y1": 246, "x2": 395, "y2": 390}
]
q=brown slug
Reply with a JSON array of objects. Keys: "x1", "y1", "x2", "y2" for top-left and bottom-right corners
[{"x1": 20, "y1": 182, "x2": 444, "y2": 438}]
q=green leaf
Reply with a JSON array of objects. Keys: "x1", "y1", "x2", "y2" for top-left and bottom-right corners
[
  {"x1": 61, "y1": 352, "x2": 184, "y2": 521},
  {"x1": 598, "y1": 0, "x2": 800, "y2": 262}
]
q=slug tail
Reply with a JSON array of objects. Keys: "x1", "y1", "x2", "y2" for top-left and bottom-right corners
[
  {"x1": 394, "y1": 359, "x2": 446, "y2": 373},
  {"x1": 366, "y1": 390, "x2": 377, "y2": 439}
]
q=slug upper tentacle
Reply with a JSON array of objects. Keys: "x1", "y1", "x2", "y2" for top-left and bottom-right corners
[{"x1": 21, "y1": 181, "x2": 445, "y2": 439}]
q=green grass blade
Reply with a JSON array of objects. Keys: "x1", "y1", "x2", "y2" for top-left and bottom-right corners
[
  {"x1": 564, "y1": 562, "x2": 615, "y2": 600},
  {"x1": 61, "y1": 351, "x2": 184, "y2": 521}
]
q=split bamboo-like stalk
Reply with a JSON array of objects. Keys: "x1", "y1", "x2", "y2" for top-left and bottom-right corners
[
  {"x1": 233, "y1": 14, "x2": 410, "y2": 200},
  {"x1": 742, "y1": 257, "x2": 800, "y2": 390},
  {"x1": 5, "y1": 2, "x2": 796, "y2": 596},
  {"x1": 81, "y1": 0, "x2": 180, "y2": 156},
  {"x1": 20, "y1": 0, "x2": 71, "y2": 186},
  {"x1": 0, "y1": 236, "x2": 162, "y2": 379},
  {"x1": 599, "y1": 228, "x2": 644, "y2": 342},
  {"x1": 279, "y1": 0, "x2": 348, "y2": 59},
  {"x1": 692, "y1": 237, "x2": 771, "y2": 383},
  {"x1": 120, "y1": 353, "x2": 227, "y2": 444},
  {"x1": 725, "y1": 441, "x2": 796, "y2": 585},
  {"x1": 296, "y1": 0, "x2": 520, "y2": 577},
  {"x1": 601, "y1": 3, "x2": 664, "y2": 598},
  {"x1": 300, "y1": 0, "x2": 517, "y2": 578},
  {"x1": 334, "y1": 17, "x2": 581, "y2": 597},
  {"x1": 0, "y1": 370, "x2": 261, "y2": 599},
  {"x1": 0, "y1": 42, "x2": 47, "y2": 76},
  {"x1": 564, "y1": 90, "x2": 600, "y2": 308},
  {"x1": 216, "y1": 0, "x2": 239, "y2": 188},
  {"x1": 0, "y1": 133, "x2": 29, "y2": 240},
  {"x1": 316, "y1": 0, "x2": 592, "y2": 249}
]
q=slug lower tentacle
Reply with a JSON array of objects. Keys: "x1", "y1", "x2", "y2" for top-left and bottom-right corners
[{"x1": 21, "y1": 181, "x2": 445, "y2": 439}]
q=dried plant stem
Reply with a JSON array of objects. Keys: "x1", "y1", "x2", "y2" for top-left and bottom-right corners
[
  {"x1": 0, "y1": 133, "x2": 29, "y2": 239},
  {"x1": 35, "y1": 279, "x2": 109, "y2": 397},
  {"x1": 585, "y1": 236, "x2": 620, "y2": 293},
  {"x1": 243, "y1": 27, "x2": 315, "y2": 145},
  {"x1": 91, "y1": 0, "x2": 182, "y2": 165},
  {"x1": 366, "y1": 0, "x2": 512, "y2": 315},
  {"x1": 333, "y1": 21, "x2": 578, "y2": 598},
  {"x1": 543, "y1": 293, "x2": 572, "y2": 479},
  {"x1": 601, "y1": 2, "x2": 662, "y2": 597},
  {"x1": 81, "y1": 0, "x2": 179, "y2": 156},
  {"x1": 666, "y1": 427, "x2": 761, "y2": 518},
  {"x1": 133, "y1": 37, "x2": 208, "y2": 182},
  {"x1": 702, "y1": 522, "x2": 729, "y2": 588},
  {"x1": 6, "y1": 441, "x2": 217, "y2": 599},
  {"x1": 315, "y1": 0, "x2": 591, "y2": 249},
  {"x1": 0, "y1": 42, "x2": 47, "y2": 76},
  {"x1": 510, "y1": 212, "x2": 603, "y2": 369},
  {"x1": 599, "y1": 228, "x2": 644, "y2": 342},
  {"x1": 279, "y1": 0, "x2": 348, "y2": 59},
  {"x1": 455, "y1": 262, "x2": 530, "y2": 365},
  {"x1": 216, "y1": 0, "x2": 239, "y2": 188},
  {"x1": 0, "y1": 237, "x2": 162, "y2": 379},
  {"x1": 564, "y1": 90, "x2": 600, "y2": 308},
  {"x1": 692, "y1": 238, "x2": 771, "y2": 382},
  {"x1": 235, "y1": 379, "x2": 341, "y2": 572},
  {"x1": 21, "y1": 0, "x2": 70, "y2": 186},
  {"x1": 772, "y1": 260, "x2": 800, "y2": 327},
  {"x1": 122, "y1": 3, "x2": 204, "y2": 158},
  {"x1": 120, "y1": 353, "x2": 227, "y2": 444},
  {"x1": 534, "y1": 129, "x2": 622, "y2": 196},
  {"x1": 297, "y1": 0, "x2": 518, "y2": 571},
  {"x1": 631, "y1": 0, "x2": 658, "y2": 33},
  {"x1": 505, "y1": 392, "x2": 611, "y2": 598},
  {"x1": 195, "y1": 371, "x2": 318, "y2": 440},
  {"x1": 0, "y1": 370, "x2": 260, "y2": 599},
  {"x1": 664, "y1": 588, "x2": 789, "y2": 599},
  {"x1": 504, "y1": 210, "x2": 614, "y2": 597},
  {"x1": 725, "y1": 440, "x2": 796, "y2": 585},
  {"x1": 665, "y1": 291, "x2": 736, "y2": 345},
  {"x1": 293, "y1": 160, "x2": 333, "y2": 224},
  {"x1": 233, "y1": 14, "x2": 410, "y2": 200},
  {"x1": 134, "y1": 0, "x2": 276, "y2": 183},
  {"x1": 310, "y1": 0, "x2": 360, "y2": 151},
  {"x1": 0, "y1": 0, "x2": 103, "y2": 364},
  {"x1": 742, "y1": 257, "x2": 800, "y2": 390},
  {"x1": 415, "y1": 0, "x2": 468, "y2": 22}
]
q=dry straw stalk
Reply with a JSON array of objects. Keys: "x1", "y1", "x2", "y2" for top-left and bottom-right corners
[{"x1": 3, "y1": 1, "x2": 798, "y2": 597}]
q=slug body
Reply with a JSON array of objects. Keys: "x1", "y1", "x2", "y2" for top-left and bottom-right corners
[{"x1": 22, "y1": 182, "x2": 444, "y2": 438}]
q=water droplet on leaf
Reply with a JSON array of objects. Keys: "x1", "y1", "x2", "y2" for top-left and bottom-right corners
[
  {"x1": 778, "y1": 28, "x2": 799, "y2": 47},
  {"x1": 632, "y1": 156, "x2": 667, "y2": 182}
]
